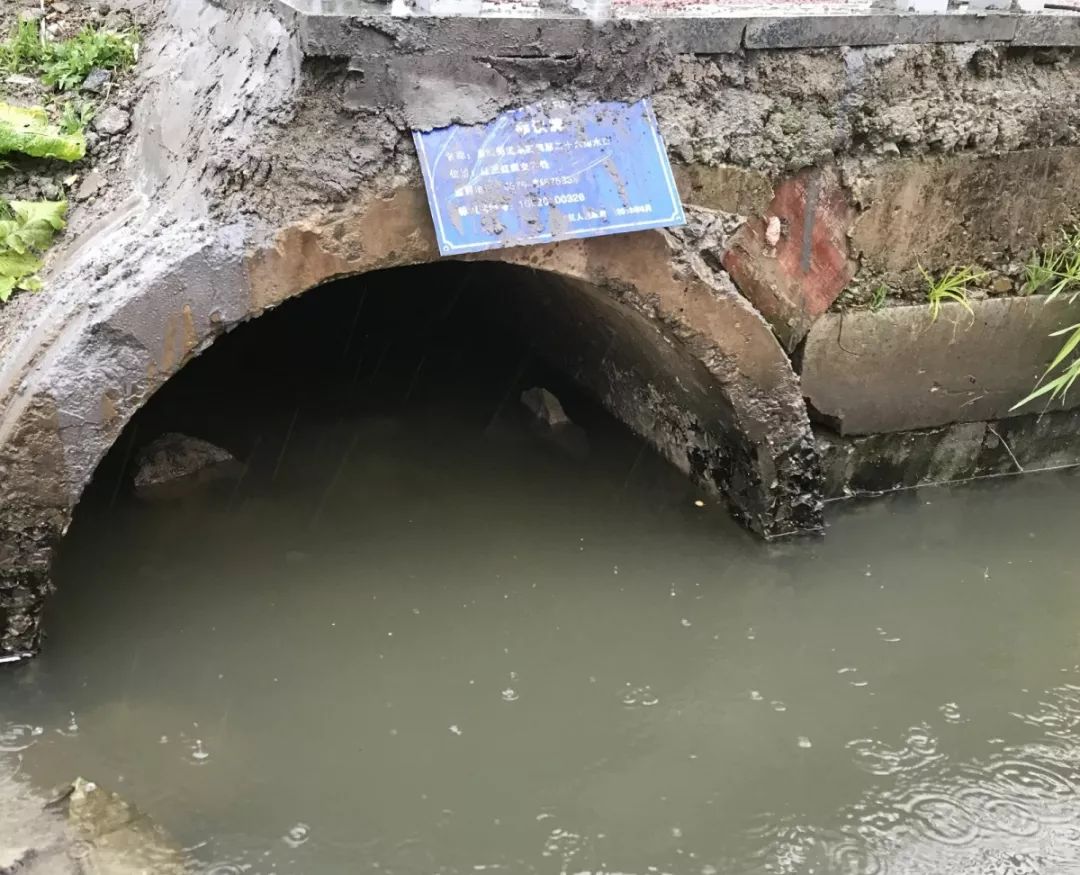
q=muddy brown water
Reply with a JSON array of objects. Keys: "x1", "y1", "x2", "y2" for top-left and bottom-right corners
[{"x1": 4, "y1": 268, "x2": 1080, "y2": 874}]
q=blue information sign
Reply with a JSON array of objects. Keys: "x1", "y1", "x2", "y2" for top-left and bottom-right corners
[{"x1": 413, "y1": 99, "x2": 685, "y2": 256}]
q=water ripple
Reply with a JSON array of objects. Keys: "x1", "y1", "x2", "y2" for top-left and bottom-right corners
[
  {"x1": 0, "y1": 724, "x2": 42, "y2": 753},
  {"x1": 847, "y1": 725, "x2": 943, "y2": 776}
]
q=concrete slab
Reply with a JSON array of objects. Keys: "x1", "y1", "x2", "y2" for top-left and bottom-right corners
[
  {"x1": 801, "y1": 296, "x2": 1080, "y2": 436},
  {"x1": 1014, "y1": 13, "x2": 1080, "y2": 44},
  {"x1": 744, "y1": 13, "x2": 1018, "y2": 47},
  {"x1": 816, "y1": 407, "x2": 1080, "y2": 498},
  {"x1": 274, "y1": 0, "x2": 1080, "y2": 56}
]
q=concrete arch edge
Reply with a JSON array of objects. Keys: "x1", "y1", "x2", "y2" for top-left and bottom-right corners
[{"x1": 0, "y1": 185, "x2": 822, "y2": 661}]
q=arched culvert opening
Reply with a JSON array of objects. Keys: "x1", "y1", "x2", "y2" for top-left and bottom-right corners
[
  {"x1": 0, "y1": 226, "x2": 823, "y2": 662},
  {"x1": 81, "y1": 259, "x2": 780, "y2": 531}
]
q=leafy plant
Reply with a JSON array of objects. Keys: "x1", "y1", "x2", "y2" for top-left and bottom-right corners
[
  {"x1": 59, "y1": 99, "x2": 95, "y2": 135},
  {"x1": 0, "y1": 17, "x2": 136, "y2": 91},
  {"x1": 0, "y1": 102, "x2": 85, "y2": 161},
  {"x1": 921, "y1": 264, "x2": 987, "y2": 322},
  {"x1": 0, "y1": 200, "x2": 68, "y2": 303},
  {"x1": 40, "y1": 26, "x2": 137, "y2": 92},
  {"x1": 0, "y1": 17, "x2": 45, "y2": 74}
]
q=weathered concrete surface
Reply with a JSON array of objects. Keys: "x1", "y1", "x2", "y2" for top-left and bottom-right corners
[
  {"x1": 744, "y1": 12, "x2": 1018, "y2": 48},
  {"x1": 817, "y1": 407, "x2": 1080, "y2": 498},
  {"x1": 657, "y1": 45, "x2": 1080, "y2": 177},
  {"x1": 846, "y1": 147, "x2": 1080, "y2": 294},
  {"x1": 800, "y1": 296, "x2": 1079, "y2": 436},
  {"x1": 722, "y1": 167, "x2": 855, "y2": 349},
  {"x1": 279, "y1": 1, "x2": 1080, "y2": 55},
  {"x1": 673, "y1": 163, "x2": 773, "y2": 218}
]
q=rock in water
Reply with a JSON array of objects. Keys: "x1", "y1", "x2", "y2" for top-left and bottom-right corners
[
  {"x1": 519, "y1": 387, "x2": 588, "y2": 460},
  {"x1": 133, "y1": 433, "x2": 241, "y2": 500},
  {"x1": 520, "y1": 387, "x2": 571, "y2": 428},
  {"x1": 66, "y1": 778, "x2": 186, "y2": 873},
  {"x1": 0, "y1": 777, "x2": 188, "y2": 874}
]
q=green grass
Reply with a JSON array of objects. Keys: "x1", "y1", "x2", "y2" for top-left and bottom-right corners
[
  {"x1": 0, "y1": 17, "x2": 136, "y2": 91},
  {"x1": 1013, "y1": 227, "x2": 1080, "y2": 410},
  {"x1": 0, "y1": 18, "x2": 45, "y2": 74},
  {"x1": 1023, "y1": 226, "x2": 1080, "y2": 299},
  {"x1": 869, "y1": 283, "x2": 887, "y2": 312},
  {"x1": 921, "y1": 265, "x2": 986, "y2": 322}
]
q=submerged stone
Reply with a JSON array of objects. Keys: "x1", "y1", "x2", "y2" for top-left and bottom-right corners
[
  {"x1": 519, "y1": 388, "x2": 588, "y2": 460},
  {"x1": 520, "y1": 387, "x2": 571, "y2": 429},
  {"x1": 0, "y1": 778, "x2": 188, "y2": 874},
  {"x1": 133, "y1": 433, "x2": 241, "y2": 500}
]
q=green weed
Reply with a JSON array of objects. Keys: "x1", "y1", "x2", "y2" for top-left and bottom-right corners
[
  {"x1": 869, "y1": 284, "x2": 887, "y2": 311},
  {"x1": 921, "y1": 265, "x2": 986, "y2": 322},
  {"x1": 0, "y1": 17, "x2": 136, "y2": 91},
  {"x1": 59, "y1": 99, "x2": 95, "y2": 135},
  {"x1": 0, "y1": 18, "x2": 45, "y2": 74},
  {"x1": 1012, "y1": 322, "x2": 1080, "y2": 410},
  {"x1": 1013, "y1": 227, "x2": 1080, "y2": 410},
  {"x1": 41, "y1": 27, "x2": 136, "y2": 92},
  {"x1": 1023, "y1": 226, "x2": 1080, "y2": 299},
  {"x1": 1023, "y1": 248, "x2": 1062, "y2": 296}
]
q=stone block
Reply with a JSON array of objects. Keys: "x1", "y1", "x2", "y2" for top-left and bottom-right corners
[
  {"x1": 722, "y1": 167, "x2": 855, "y2": 350},
  {"x1": 1014, "y1": 14, "x2": 1080, "y2": 46},
  {"x1": 744, "y1": 13, "x2": 1017, "y2": 48},
  {"x1": 660, "y1": 18, "x2": 745, "y2": 54},
  {"x1": 816, "y1": 408, "x2": 1080, "y2": 499},
  {"x1": 849, "y1": 148, "x2": 1080, "y2": 280},
  {"x1": 801, "y1": 295, "x2": 1079, "y2": 436}
]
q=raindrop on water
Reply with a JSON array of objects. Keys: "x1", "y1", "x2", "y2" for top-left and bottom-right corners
[
  {"x1": 621, "y1": 683, "x2": 659, "y2": 707},
  {"x1": 501, "y1": 688, "x2": 519, "y2": 702},
  {"x1": 190, "y1": 739, "x2": 210, "y2": 763},
  {"x1": 284, "y1": 822, "x2": 310, "y2": 848},
  {"x1": 798, "y1": 736, "x2": 813, "y2": 748}
]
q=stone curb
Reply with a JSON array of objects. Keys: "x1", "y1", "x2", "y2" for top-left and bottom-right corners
[{"x1": 273, "y1": 0, "x2": 1080, "y2": 55}]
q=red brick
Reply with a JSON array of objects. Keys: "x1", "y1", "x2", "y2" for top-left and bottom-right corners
[{"x1": 722, "y1": 167, "x2": 855, "y2": 350}]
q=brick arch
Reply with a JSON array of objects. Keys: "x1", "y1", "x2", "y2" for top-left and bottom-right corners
[{"x1": 0, "y1": 184, "x2": 821, "y2": 661}]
